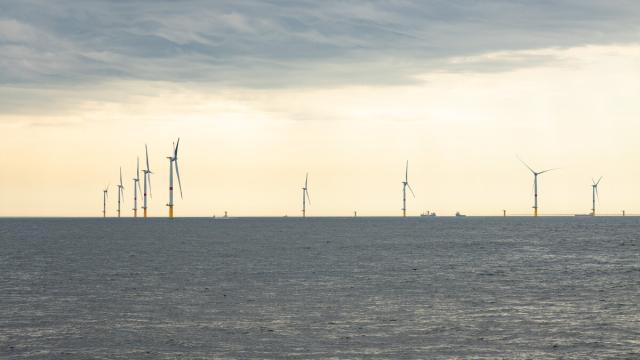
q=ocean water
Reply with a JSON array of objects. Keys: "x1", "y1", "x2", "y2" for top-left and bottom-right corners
[{"x1": 1, "y1": 217, "x2": 639, "y2": 359}]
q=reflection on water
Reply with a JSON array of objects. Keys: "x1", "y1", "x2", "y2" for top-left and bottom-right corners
[{"x1": 1, "y1": 217, "x2": 639, "y2": 359}]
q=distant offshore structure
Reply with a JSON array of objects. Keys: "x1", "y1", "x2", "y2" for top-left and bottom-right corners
[
  {"x1": 301, "y1": 173, "x2": 311, "y2": 218},
  {"x1": 142, "y1": 144, "x2": 153, "y2": 218},
  {"x1": 401, "y1": 161, "x2": 415, "y2": 217},
  {"x1": 100, "y1": 148, "x2": 618, "y2": 218},
  {"x1": 591, "y1": 177, "x2": 603, "y2": 216},
  {"x1": 116, "y1": 167, "x2": 125, "y2": 218},
  {"x1": 132, "y1": 157, "x2": 142, "y2": 217},
  {"x1": 102, "y1": 185, "x2": 109, "y2": 218},
  {"x1": 166, "y1": 138, "x2": 183, "y2": 219},
  {"x1": 519, "y1": 157, "x2": 557, "y2": 217}
]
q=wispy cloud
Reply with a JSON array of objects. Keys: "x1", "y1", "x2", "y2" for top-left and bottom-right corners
[{"x1": 1, "y1": 0, "x2": 639, "y2": 88}]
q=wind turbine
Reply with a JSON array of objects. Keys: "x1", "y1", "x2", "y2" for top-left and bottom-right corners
[
  {"x1": 167, "y1": 138, "x2": 183, "y2": 219},
  {"x1": 102, "y1": 185, "x2": 109, "y2": 218},
  {"x1": 117, "y1": 167, "x2": 125, "y2": 218},
  {"x1": 402, "y1": 160, "x2": 415, "y2": 217},
  {"x1": 519, "y1": 157, "x2": 557, "y2": 217},
  {"x1": 142, "y1": 144, "x2": 152, "y2": 218},
  {"x1": 132, "y1": 157, "x2": 143, "y2": 217},
  {"x1": 301, "y1": 173, "x2": 310, "y2": 218},
  {"x1": 591, "y1": 177, "x2": 602, "y2": 216}
]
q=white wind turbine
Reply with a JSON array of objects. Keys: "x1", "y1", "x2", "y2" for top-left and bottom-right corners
[
  {"x1": 401, "y1": 161, "x2": 415, "y2": 217},
  {"x1": 591, "y1": 177, "x2": 602, "y2": 216},
  {"x1": 302, "y1": 173, "x2": 310, "y2": 218},
  {"x1": 132, "y1": 157, "x2": 143, "y2": 217},
  {"x1": 167, "y1": 138, "x2": 183, "y2": 218},
  {"x1": 102, "y1": 185, "x2": 109, "y2": 218},
  {"x1": 117, "y1": 167, "x2": 125, "y2": 218},
  {"x1": 142, "y1": 144, "x2": 152, "y2": 218},
  {"x1": 519, "y1": 157, "x2": 557, "y2": 217}
]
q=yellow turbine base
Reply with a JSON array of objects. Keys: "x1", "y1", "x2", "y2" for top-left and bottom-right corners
[
  {"x1": 169, "y1": 206, "x2": 174, "y2": 219},
  {"x1": 134, "y1": 209, "x2": 137, "y2": 218},
  {"x1": 144, "y1": 208, "x2": 148, "y2": 218},
  {"x1": 534, "y1": 208, "x2": 538, "y2": 217}
]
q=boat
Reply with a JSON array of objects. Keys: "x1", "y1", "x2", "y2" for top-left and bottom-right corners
[{"x1": 455, "y1": 212, "x2": 466, "y2": 217}]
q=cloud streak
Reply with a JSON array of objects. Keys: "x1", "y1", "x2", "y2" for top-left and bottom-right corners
[{"x1": 1, "y1": 0, "x2": 639, "y2": 88}]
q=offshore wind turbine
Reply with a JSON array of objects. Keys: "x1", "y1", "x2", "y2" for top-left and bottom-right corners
[
  {"x1": 301, "y1": 173, "x2": 310, "y2": 218},
  {"x1": 102, "y1": 185, "x2": 109, "y2": 218},
  {"x1": 519, "y1": 157, "x2": 557, "y2": 217},
  {"x1": 166, "y1": 138, "x2": 183, "y2": 219},
  {"x1": 117, "y1": 167, "x2": 125, "y2": 218},
  {"x1": 591, "y1": 177, "x2": 602, "y2": 216},
  {"x1": 132, "y1": 157, "x2": 142, "y2": 217},
  {"x1": 401, "y1": 160, "x2": 415, "y2": 217},
  {"x1": 142, "y1": 144, "x2": 152, "y2": 218}
]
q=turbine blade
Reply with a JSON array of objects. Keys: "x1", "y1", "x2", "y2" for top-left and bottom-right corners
[
  {"x1": 119, "y1": 167, "x2": 123, "y2": 187},
  {"x1": 538, "y1": 168, "x2": 558, "y2": 175},
  {"x1": 405, "y1": 160, "x2": 408, "y2": 182},
  {"x1": 136, "y1": 157, "x2": 140, "y2": 180},
  {"x1": 531, "y1": 179, "x2": 535, "y2": 196},
  {"x1": 148, "y1": 173, "x2": 152, "y2": 199},
  {"x1": 305, "y1": 189, "x2": 311, "y2": 204},
  {"x1": 517, "y1": 155, "x2": 536, "y2": 174},
  {"x1": 407, "y1": 183, "x2": 416, "y2": 198},
  {"x1": 175, "y1": 160, "x2": 183, "y2": 199},
  {"x1": 145, "y1": 144, "x2": 150, "y2": 171},
  {"x1": 596, "y1": 176, "x2": 603, "y2": 186},
  {"x1": 137, "y1": 179, "x2": 143, "y2": 195},
  {"x1": 174, "y1": 138, "x2": 180, "y2": 159},
  {"x1": 305, "y1": 172, "x2": 308, "y2": 188}
]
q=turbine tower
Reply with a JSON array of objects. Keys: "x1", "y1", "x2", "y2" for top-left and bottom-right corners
[
  {"x1": 166, "y1": 138, "x2": 183, "y2": 219},
  {"x1": 117, "y1": 167, "x2": 125, "y2": 218},
  {"x1": 102, "y1": 185, "x2": 109, "y2": 218},
  {"x1": 519, "y1": 157, "x2": 557, "y2": 217},
  {"x1": 591, "y1": 177, "x2": 602, "y2": 216},
  {"x1": 301, "y1": 173, "x2": 310, "y2": 218},
  {"x1": 132, "y1": 157, "x2": 142, "y2": 217},
  {"x1": 401, "y1": 160, "x2": 415, "y2": 217},
  {"x1": 142, "y1": 145, "x2": 152, "y2": 218}
]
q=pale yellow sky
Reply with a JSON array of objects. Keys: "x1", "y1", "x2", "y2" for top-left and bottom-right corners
[{"x1": 2, "y1": 45, "x2": 640, "y2": 217}]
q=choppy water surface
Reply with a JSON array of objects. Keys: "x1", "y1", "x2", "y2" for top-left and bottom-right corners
[{"x1": 1, "y1": 217, "x2": 639, "y2": 359}]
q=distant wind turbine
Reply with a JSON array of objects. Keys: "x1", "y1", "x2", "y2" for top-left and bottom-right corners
[
  {"x1": 142, "y1": 144, "x2": 152, "y2": 218},
  {"x1": 167, "y1": 138, "x2": 183, "y2": 219},
  {"x1": 132, "y1": 157, "x2": 142, "y2": 217},
  {"x1": 591, "y1": 177, "x2": 602, "y2": 216},
  {"x1": 117, "y1": 167, "x2": 125, "y2": 218},
  {"x1": 402, "y1": 161, "x2": 415, "y2": 217},
  {"x1": 102, "y1": 185, "x2": 109, "y2": 218},
  {"x1": 301, "y1": 173, "x2": 310, "y2": 218},
  {"x1": 519, "y1": 157, "x2": 557, "y2": 217}
]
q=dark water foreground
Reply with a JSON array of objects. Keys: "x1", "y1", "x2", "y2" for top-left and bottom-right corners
[{"x1": 1, "y1": 217, "x2": 639, "y2": 359}]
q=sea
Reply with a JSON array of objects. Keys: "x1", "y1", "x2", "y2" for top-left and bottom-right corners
[{"x1": 1, "y1": 217, "x2": 639, "y2": 359}]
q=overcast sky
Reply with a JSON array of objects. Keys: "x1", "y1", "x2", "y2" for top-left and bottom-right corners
[
  {"x1": 2, "y1": 1, "x2": 640, "y2": 87},
  {"x1": 1, "y1": 1, "x2": 640, "y2": 216}
]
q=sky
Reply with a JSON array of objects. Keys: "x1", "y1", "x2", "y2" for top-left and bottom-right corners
[{"x1": 1, "y1": 1, "x2": 640, "y2": 217}]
